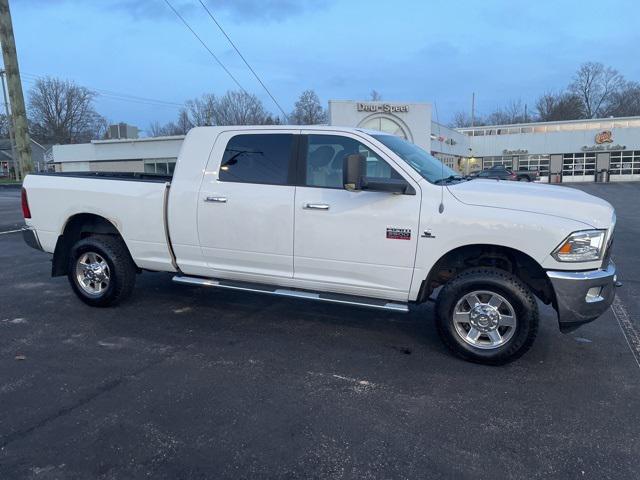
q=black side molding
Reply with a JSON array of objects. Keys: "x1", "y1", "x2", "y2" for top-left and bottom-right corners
[{"x1": 22, "y1": 228, "x2": 42, "y2": 251}]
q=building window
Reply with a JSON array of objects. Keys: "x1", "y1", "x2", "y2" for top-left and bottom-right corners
[
  {"x1": 610, "y1": 151, "x2": 640, "y2": 175},
  {"x1": 482, "y1": 156, "x2": 513, "y2": 169},
  {"x1": 359, "y1": 116, "x2": 408, "y2": 139},
  {"x1": 518, "y1": 154, "x2": 550, "y2": 173},
  {"x1": 562, "y1": 153, "x2": 596, "y2": 176},
  {"x1": 459, "y1": 118, "x2": 640, "y2": 137},
  {"x1": 144, "y1": 158, "x2": 176, "y2": 174},
  {"x1": 433, "y1": 153, "x2": 458, "y2": 171}
]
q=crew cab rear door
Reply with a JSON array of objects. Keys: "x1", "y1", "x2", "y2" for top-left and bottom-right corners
[
  {"x1": 293, "y1": 131, "x2": 421, "y2": 301},
  {"x1": 197, "y1": 130, "x2": 298, "y2": 279}
]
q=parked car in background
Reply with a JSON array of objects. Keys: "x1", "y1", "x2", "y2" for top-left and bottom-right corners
[
  {"x1": 513, "y1": 168, "x2": 540, "y2": 182},
  {"x1": 470, "y1": 165, "x2": 540, "y2": 182},
  {"x1": 21, "y1": 125, "x2": 617, "y2": 364},
  {"x1": 471, "y1": 166, "x2": 517, "y2": 181}
]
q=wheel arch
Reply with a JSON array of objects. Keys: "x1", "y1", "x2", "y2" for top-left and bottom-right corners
[
  {"x1": 52, "y1": 213, "x2": 129, "y2": 277},
  {"x1": 418, "y1": 243, "x2": 556, "y2": 307}
]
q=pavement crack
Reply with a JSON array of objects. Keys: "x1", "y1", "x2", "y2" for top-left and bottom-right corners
[{"x1": 0, "y1": 349, "x2": 179, "y2": 450}]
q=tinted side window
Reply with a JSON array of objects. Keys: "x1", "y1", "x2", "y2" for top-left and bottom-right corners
[
  {"x1": 305, "y1": 135, "x2": 401, "y2": 188},
  {"x1": 219, "y1": 134, "x2": 293, "y2": 185}
]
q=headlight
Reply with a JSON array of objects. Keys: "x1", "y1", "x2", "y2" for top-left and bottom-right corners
[{"x1": 552, "y1": 230, "x2": 606, "y2": 262}]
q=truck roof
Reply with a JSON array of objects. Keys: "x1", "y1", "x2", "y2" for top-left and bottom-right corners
[{"x1": 188, "y1": 125, "x2": 386, "y2": 136}]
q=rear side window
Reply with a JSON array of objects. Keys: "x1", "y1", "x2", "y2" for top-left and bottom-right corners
[{"x1": 219, "y1": 134, "x2": 294, "y2": 185}]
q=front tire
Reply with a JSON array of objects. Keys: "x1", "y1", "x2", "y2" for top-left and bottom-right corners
[
  {"x1": 435, "y1": 268, "x2": 538, "y2": 365},
  {"x1": 67, "y1": 235, "x2": 137, "y2": 307}
]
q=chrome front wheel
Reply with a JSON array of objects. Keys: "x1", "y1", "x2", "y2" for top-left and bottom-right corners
[
  {"x1": 452, "y1": 290, "x2": 517, "y2": 349},
  {"x1": 436, "y1": 268, "x2": 539, "y2": 364},
  {"x1": 75, "y1": 251, "x2": 111, "y2": 297}
]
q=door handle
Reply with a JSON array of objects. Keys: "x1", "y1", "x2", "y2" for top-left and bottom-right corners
[
  {"x1": 204, "y1": 196, "x2": 227, "y2": 203},
  {"x1": 304, "y1": 203, "x2": 330, "y2": 210}
]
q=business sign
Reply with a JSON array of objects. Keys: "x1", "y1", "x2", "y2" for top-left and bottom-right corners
[
  {"x1": 581, "y1": 144, "x2": 626, "y2": 152},
  {"x1": 595, "y1": 130, "x2": 613, "y2": 144},
  {"x1": 581, "y1": 130, "x2": 627, "y2": 151},
  {"x1": 357, "y1": 103, "x2": 409, "y2": 113},
  {"x1": 502, "y1": 149, "x2": 528, "y2": 155},
  {"x1": 431, "y1": 133, "x2": 457, "y2": 146}
]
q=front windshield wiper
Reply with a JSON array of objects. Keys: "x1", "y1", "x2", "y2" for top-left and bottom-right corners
[{"x1": 434, "y1": 175, "x2": 464, "y2": 185}]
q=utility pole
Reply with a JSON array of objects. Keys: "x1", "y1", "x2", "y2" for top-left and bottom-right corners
[
  {"x1": 0, "y1": 0, "x2": 31, "y2": 181},
  {"x1": 470, "y1": 92, "x2": 475, "y2": 128},
  {"x1": 467, "y1": 92, "x2": 475, "y2": 177},
  {"x1": 0, "y1": 70, "x2": 17, "y2": 177}
]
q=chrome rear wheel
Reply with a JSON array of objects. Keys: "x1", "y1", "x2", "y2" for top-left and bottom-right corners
[{"x1": 75, "y1": 251, "x2": 111, "y2": 297}]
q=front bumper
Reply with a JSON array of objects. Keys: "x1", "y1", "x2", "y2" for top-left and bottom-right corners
[{"x1": 547, "y1": 261, "x2": 617, "y2": 333}]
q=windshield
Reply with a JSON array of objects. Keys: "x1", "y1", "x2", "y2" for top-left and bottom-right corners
[{"x1": 372, "y1": 134, "x2": 459, "y2": 184}]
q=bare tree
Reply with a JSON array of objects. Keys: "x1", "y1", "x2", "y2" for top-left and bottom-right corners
[
  {"x1": 290, "y1": 90, "x2": 327, "y2": 125},
  {"x1": 215, "y1": 90, "x2": 269, "y2": 125},
  {"x1": 569, "y1": 62, "x2": 624, "y2": 118},
  {"x1": 175, "y1": 109, "x2": 193, "y2": 133},
  {"x1": 535, "y1": 91, "x2": 585, "y2": 121},
  {"x1": 148, "y1": 121, "x2": 167, "y2": 137},
  {"x1": 148, "y1": 110, "x2": 193, "y2": 137},
  {"x1": 370, "y1": 90, "x2": 382, "y2": 101},
  {"x1": 0, "y1": 113, "x2": 10, "y2": 137},
  {"x1": 182, "y1": 93, "x2": 217, "y2": 127},
  {"x1": 263, "y1": 114, "x2": 283, "y2": 125},
  {"x1": 27, "y1": 77, "x2": 106, "y2": 144},
  {"x1": 450, "y1": 110, "x2": 474, "y2": 128},
  {"x1": 485, "y1": 99, "x2": 528, "y2": 125},
  {"x1": 606, "y1": 81, "x2": 640, "y2": 117}
]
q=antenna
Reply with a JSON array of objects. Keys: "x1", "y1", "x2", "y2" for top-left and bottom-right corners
[{"x1": 434, "y1": 102, "x2": 446, "y2": 214}]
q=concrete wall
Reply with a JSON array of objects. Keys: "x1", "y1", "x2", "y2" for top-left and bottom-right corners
[
  {"x1": 56, "y1": 162, "x2": 90, "y2": 172},
  {"x1": 430, "y1": 122, "x2": 470, "y2": 157},
  {"x1": 89, "y1": 160, "x2": 143, "y2": 172},
  {"x1": 53, "y1": 136, "x2": 185, "y2": 164}
]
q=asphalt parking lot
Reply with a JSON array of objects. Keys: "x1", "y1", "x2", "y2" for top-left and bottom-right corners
[{"x1": 1, "y1": 183, "x2": 639, "y2": 479}]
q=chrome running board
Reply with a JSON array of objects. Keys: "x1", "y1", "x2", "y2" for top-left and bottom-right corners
[{"x1": 172, "y1": 275, "x2": 409, "y2": 313}]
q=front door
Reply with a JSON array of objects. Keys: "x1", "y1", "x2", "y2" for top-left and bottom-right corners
[
  {"x1": 197, "y1": 130, "x2": 298, "y2": 280},
  {"x1": 293, "y1": 132, "x2": 422, "y2": 301}
]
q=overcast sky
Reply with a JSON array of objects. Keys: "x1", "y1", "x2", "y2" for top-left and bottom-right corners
[{"x1": 12, "y1": 0, "x2": 640, "y2": 133}]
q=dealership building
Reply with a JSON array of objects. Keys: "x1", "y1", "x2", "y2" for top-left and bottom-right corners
[
  {"x1": 329, "y1": 100, "x2": 640, "y2": 183},
  {"x1": 51, "y1": 101, "x2": 640, "y2": 184}
]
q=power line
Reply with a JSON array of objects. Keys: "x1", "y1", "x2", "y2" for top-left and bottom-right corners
[
  {"x1": 162, "y1": 0, "x2": 247, "y2": 94},
  {"x1": 20, "y1": 72, "x2": 185, "y2": 109},
  {"x1": 197, "y1": 0, "x2": 288, "y2": 121}
]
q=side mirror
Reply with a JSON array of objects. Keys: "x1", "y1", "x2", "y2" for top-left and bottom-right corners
[
  {"x1": 342, "y1": 153, "x2": 415, "y2": 194},
  {"x1": 343, "y1": 153, "x2": 366, "y2": 191},
  {"x1": 361, "y1": 177, "x2": 415, "y2": 195}
]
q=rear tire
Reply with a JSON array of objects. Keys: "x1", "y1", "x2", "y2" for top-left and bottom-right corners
[
  {"x1": 435, "y1": 268, "x2": 538, "y2": 365},
  {"x1": 67, "y1": 235, "x2": 137, "y2": 307}
]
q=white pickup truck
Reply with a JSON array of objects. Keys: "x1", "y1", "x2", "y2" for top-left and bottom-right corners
[{"x1": 22, "y1": 126, "x2": 618, "y2": 364}]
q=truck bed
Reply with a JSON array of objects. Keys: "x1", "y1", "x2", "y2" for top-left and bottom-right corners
[
  {"x1": 31, "y1": 171, "x2": 173, "y2": 183},
  {"x1": 23, "y1": 172, "x2": 175, "y2": 272}
]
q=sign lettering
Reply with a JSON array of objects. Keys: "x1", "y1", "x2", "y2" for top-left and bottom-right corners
[{"x1": 357, "y1": 103, "x2": 409, "y2": 113}]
